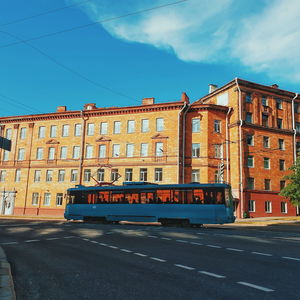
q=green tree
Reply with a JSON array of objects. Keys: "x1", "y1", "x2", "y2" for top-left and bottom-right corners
[{"x1": 280, "y1": 157, "x2": 300, "y2": 206}]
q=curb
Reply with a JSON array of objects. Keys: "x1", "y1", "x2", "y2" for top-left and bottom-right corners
[{"x1": 0, "y1": 248, "x2": 16, "y2": 300}]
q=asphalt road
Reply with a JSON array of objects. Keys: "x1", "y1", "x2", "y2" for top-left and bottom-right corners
[{"x1": 0, "y1": 220, "x2": 300, "y2": 300}]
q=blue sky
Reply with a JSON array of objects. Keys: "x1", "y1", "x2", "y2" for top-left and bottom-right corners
[{"x1": 0, "y1": 0, "x2": 299, "y2": 117}]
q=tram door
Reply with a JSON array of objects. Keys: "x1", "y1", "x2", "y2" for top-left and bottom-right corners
[{"x1": 0, "y1": 191, "x2": 16, "y2": 215}]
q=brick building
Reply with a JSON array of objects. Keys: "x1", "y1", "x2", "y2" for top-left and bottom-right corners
[{"x1": 0, "y1": 78, "x2": 299, "y2": 218}]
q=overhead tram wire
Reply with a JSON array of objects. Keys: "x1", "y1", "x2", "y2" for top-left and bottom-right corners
[
  {"x1": 0, "y1": 0, "x2": 188, "y2": 49},
  {"x1": 0, "y1": 0, "x2": 92, "y2": 27}
]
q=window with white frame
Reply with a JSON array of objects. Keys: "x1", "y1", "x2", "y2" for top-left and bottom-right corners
[
  {"x1": 214, "y1": 120, "x2": 221, "y2": 132},
  {"x1": 192, "y1": 119, "x2": 200, "y2": 133},
  {"x1": 296, "y1": 122, "x2": 300, "y2": 133},
  {"x1": 100, "y1": 122, "x2": 108, "y2": 135},
  {"x1": 111, "y1": 169, "x2": 119, "y2": 182},
  {"x1": 83, "y1": 169, "x2": 91, "y2": 182},
  {"x1": 85, "y1": 145, "x2": 93, "y2": 159},
  {"x1": 126, "y1": 144, "x2": 134, "y2": 157},
  {"x1": 279, "y1": 159, "x2": 285, "y2": 171},
  {"x1": 97, "y1": 169, "x2": 104, "y2": 182},
  {"x1": 20, "y1": 127, "x2": 26, "y2": 139},
  {"x1": 214, "y1": 144, "x2": 223, "y2": 158},
  {"x1": 15, "y1": 169, "x2": 21, "y2": 182},
  {"x1": 72, "y1": 146, "x2": 80, "y2": 159},
  {"x1": 265, "y1": 201, "x2": 272, "y2": 213},
  {"x1": 127, "y1": 120, "x2": 135, "y2": 133},
  {"x1": 99, "y1": 144, "x2": 106, "y2": 158},
  {"x1": 246, "y1": 134, "x2": 254, "y2": 146},
  {"x1": 140, "y1": 143, "x2": 148, "y2": 157},
  {"x1": 247, "y1": 177, "x2": 254, "y2": 189},
  {"x1": 276, "y1": 98, "x2": 282, "y2": 109},
  {"x1": 264, "y1": 157, "x2": 270, "y2": 169},
  {"x1": 262, "y1": 114, "x2": 268, "y2": 127},
  {"x1": 87, "y1": 123, "x2": 94, "y2": 136},
  {"x1": 278, "y1": 139, "x2": 285, "y2": 150},
  {"x1": 48, "y1": 147, "x2": 55, "y2": 160},
  {"x1": 246, "y1": 93, "x2": 252, "y2": 103},
  {"x1": 38, "y1": 126, "x2": 45, "y2": 138},
  {"x1": 56, "y1": 193, "x2": 63, "y2": 206},
  {"x1": 74, "y1": 124, "x2": 81, "y2": 136},
  {"x1": 155, "y1": 168, "x2": 163, "y2": 182},
  {"x1": 156, "y1": 118, "x2": 164, "y2": 132},
  {"x1": 214, "y1": 170, "x2": 219, "y2": 183},
  {"x1": 46, "y1": 170, "x2": 53, "y2": 182},
  {"x1": 113, "y1": 121, "x2": 121, "y2": 134},
  {"x1": 62, "y1": 125, "x2": 69, "y2": 137},
  {"x1": 247, "y1": 156, "x2": 254, "y2": 168},
  {"x1": 112, "y1": 144, "x2": 120, "y2": 157},
  {"x1": 249, "y1": 200, "x2": 255, "y2": 212},
  {"x1": 0, "y1": 170, "x2": 6, "y2": 182},
  {"x1": 36, "y1": 148, "x2": 43, "y2": 160},
  {"x1": 58, "y1": 170, "x2": 65, "y2": 182},
  {"x1": 34, "y1": 170, "x2": 41, "y2": 182},
  {"x1": 155, "y1": 142, "x2": 163, "y2": 156},
  {"x1": 281, "y1": 202, "x2": 287, "y2": 214},
  {"x1": 43, "y1": 193, "x2": 51, "y2": 206},
  {"x1": 246, "y1": 113, "x2": 253, "y2": 123},
  {"x1": 5, "y1": 128, "x2": 12, "y2": 140},
  {"x1": 50, "y1": 125, "x2": 57, "y2": 138},
  {"x1": 70, "y1": 169, "x2": 78, "y2": 182},
  {"x1": 262, "y1": 96, "x2": 268, "y2": 106},
  {"x1": 192, "y1": 143, "x2": 200, "y2": 158},
  {"x1": 17, "y1": 148, "x2": 25, "y2": 161},
  {"x1": 32, "y1": 193, "x2": 39, "y2": 205},
  {"x1": 125, "y1": 168, "x2": 133, "y2": 181},
  {"x1": 191, "y1": 169, "x2": 200, "y2": 182},
  {"x1": 140, "y1": 168, "x2": 147, "y2": 181},
  {"x1": 263, "y1": 136, "x2": 270, "y2": 148},
  {"x1": 60, "y1": 146, "x2": 67, "y2": 159},
  {"x1": 141, "y1": 119, "x2": 149, "y2": 132},
  {"x1": 264, "y1": 179, "x2": 271, "y2": 191},
  {"x1": 3, "y1": 150, "x2": 9, "y2": 161},
  {"x1": 277, "y1": 118, "x2": 283, "y2": 129}
]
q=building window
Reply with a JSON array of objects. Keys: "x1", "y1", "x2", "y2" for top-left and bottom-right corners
[
  {"x1": 46, "y1": 170, "x2": 53, "y2": 182},
  {"x1": 192, "y1": 143, "x2": 200, "y2": 158},
  {"x1": 48, "y1": 147, "x2": 55, "y2": 160},
  {"x1": 297, "y1": 142, "x2": 300, "y2": 155},
  {"x1": 38, "y1": 126, "x2": 45, "y2": 138},
  {"x1": 111, "y1": 169, "x2": 119, "y2": 182},
  {"x1": 278, "y1": 139, "x2": 285, "y2": 150},
  {"x1": 156, "y1": 118, "x2": 164, "y2": 132},
  {"x1": 74, "y1": 124, "x2": 81, "y2": 136},
  {"x1": 50, "y1": 125, "x2": 57, "y2": 138},
  {"x1": 56, "y1": 193, "x2": 63, "y2": 206},
  {"x1": 264, "y1": 157, "x2": 270, "y2": 169},
  {"x1": 113, "y1": 121, "x2": 121, "y2": 134},
  {"x1": 100, "y1": 122, "x2": 108, "y2": 135},
  {"x1": 126, "y1": 144, "x2": 134, "y2": 157},
  {"x1": 62, "y1": 125, "x2": 69, "y2": 137},
  {"x1": 112, "y1": 144, "x2": 120, "y2": 157},
  {"x1": 276, "y1": 98, "x2": 282, "y2": 109},
  {"x1": 17, "y1": 148, "x2": 25, "y2": 161},
  {"x1": 140, "y1": 143, "x2": 148, "y2": 157},
  {"x1": 294, "y1": 102, "x2": 300, "y2": 113},
  {"x1": 127, "y1": 120, "x2": 135, "y2": 133},
  {"x1": 262, "y1": 114, "x2": 268, "y2": 127},
  {"x1": 0, "y1": 170, "x2": 6, "y2": 182},
  {"x1": 262, "y1": 96, "x2": 268, "y2": 106},
  {"x1": 99, "y1": 145, "x2": 106, "y2": 158},
  {"x1": 247, "y1": 177, "x2": 254, "y2": 190},
  {"x1": 264, "y1": 179, "x2": 271, "y2": 191},
  {"x1": 71, "y1": 169, "x2": 78, "y2": 182},
  {"x1": 97, "y1": 169, "x2": 104, "y2": 182},
  {"x1": 214, "y1": 170, "x2": 219, "y2": 183},
  {"x1": 247, "y1": 156, "x2": 254, "y2": 168},
  {"x1": 15, "y1": 169, "x2": 21, "y2": 182},
  {"x1": 246, "y1": 113, "x2": 252, "y2": 123},
  {"x1": 296, "y1": 122, "x2": 300, "y2": 133},
  {"x1": 280, "y1": 180, "x2": 286, "y2": 190},
  {"x1": 58, "y1": 170, "x2": 65, "y2": 182},
  {"x1": 20, "y1": 127, "x2": 27, "y2": 139},
  {"x1": 281, "y1": 202, "x2": 287, "y2": 214},
  {"x1": 277, "y1": 118, "x2": 283, "y2": 129},
  {"x1": 60, "y1": 146, "x2": 67, "y2": 159},
  {"x1": 43, "y1": 193, "x2": 51, "y2": 206},
  {"x1": 32, "y1": 193, "x2": 39, "y2": 206},
  {"x1": 155, "y1": 142, "x2": 163, "y2": 156},
  {"x1": 140, "y1": 168, "x2": 147, "y2": 181},
  {"x1": 5, "y1": 128, "x2": 12, "y2": 140},
  {"x1": 72, "y1": 146, "x2": 80, "y2": 159},
  {"x1": 265, "y1": 201, "x2": 272, "y2": 213},
  {"x1": 155, "y1": 168, "x2": 163, "y2": 182},
  {"x1": 85, "y1": 145, "x2": 93, "y2": 159},
  {"x1": 87, "y1": 123, "x2": 94, "y2": 136},
  {"x1": 263, "y1": 136, "x2": 270, "y2": 148},
  {"x1": 245, "y1": 93, "x2": 252, "y2": 103},
  {"x1": 191, "y1": 169, "x2": 200, "y2": 182},
  {"x1": 84, "y1": 169, "x2": 91, "y2": 182},
  {"x1": 249, "y1": 200, "x2": 255, "y2": 212},
  {"x1": 125, "y1": 168, "x2": 133, "y2": 181},
  {"x1": 141, "y1": 119, "x2": 149, "y2": 133},
  {"x1": 3, "y1": 150, "x2": 9, "y2": 161},
  {"x1": 36, "y1": 148, "x2": 44, "y2": 160},
  {"x1": 214, "y1": 120, "x2": 221, "y2": 132},
  {"x1": 34, "y1": 170, "x2": 41, "y2": 182},
  {"x1": 246, "y1": 135, "x2": 254, "y2": 146},
  {"x1": 279, "y1": 159, "x2": 285, "y2": 171},
  {"x1": 214, "y1": 144, "x2": 223, "y2": 158},
  {"x1": 192, "y1": 119, "x2": 200, "y2": 133}
]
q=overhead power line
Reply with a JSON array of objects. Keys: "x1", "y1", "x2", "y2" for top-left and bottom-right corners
[{"x1": 0, "y1": 0, "x2": 188, "y2": 49}]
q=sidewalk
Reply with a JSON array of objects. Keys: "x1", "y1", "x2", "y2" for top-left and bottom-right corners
[{"x1": 0, "y1": 247, "x2": 15, "y2": 300}]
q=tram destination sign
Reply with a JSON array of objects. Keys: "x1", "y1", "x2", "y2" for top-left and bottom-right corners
[{"x1": 0, "y1": 136, "x2": 11, "y2": 151}]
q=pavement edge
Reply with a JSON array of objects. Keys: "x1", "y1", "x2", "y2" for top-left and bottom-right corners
[{"x1": 0, "y1": 247, "x2": 16, "y2": 300}]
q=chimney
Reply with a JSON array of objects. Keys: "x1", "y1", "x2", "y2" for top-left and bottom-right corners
[
  {"x1": 271, "y1": 84, "x2": 279, "y2": 89},
  {"x1": 181, "y1": 92, "x2": 190, "y2": 103},
  {"x1": 84, "y1": 103, "x2": 97, "y2": 110},
  {"x1": 209, "y1": 84, "x2": 218, "y2": 93},
  {"x1": 142, "y1": 97, "x2": 155, "y2": 105},
  {"x1": 56, "y1": 106, "x2": 67, "y2": 112}
]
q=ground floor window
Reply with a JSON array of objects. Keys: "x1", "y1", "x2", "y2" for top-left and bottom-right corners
[
  {"x1": 43, "y1": 193, "x2": 51, "y2": 206},
  {"x1": 56, "y1": 193, "x2": 63, "y2": 206},
  {"x1": 248, "y1": 200, "x2": 255, "y2": 212},
  {"x1": 280, "y1": 202, "x2": 287, "y2": 214},
  {"x1": 32, "y1": 193, "x2": 39, "y2": 206},
  {"x1": 155, "y1": 168, "x2": 163, "y2": 182},
  {"x1": 265, "y1": 201, "x2": 272, "y2": 213}
]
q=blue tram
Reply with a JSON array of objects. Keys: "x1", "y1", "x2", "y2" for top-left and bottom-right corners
[{"x1": 64, "y1": 182, "x2": 235, "y2": 225}]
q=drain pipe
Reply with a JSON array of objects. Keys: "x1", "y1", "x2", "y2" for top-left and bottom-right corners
[
  {"x1": 235, "y1": 78, "x2": 244, "y2": 218},
  {"x1": 79, "y1": 110, "x2": 88, "y2": 185},
  {"x1": 292, "y1": 93, "x2": 298, "y2": 163},
  {"x1": 225, "y1": 107, "x2": 232, "y2": 183},
  {"x1": 182, "y1": 102, "x2": 190, "y2": 184}
]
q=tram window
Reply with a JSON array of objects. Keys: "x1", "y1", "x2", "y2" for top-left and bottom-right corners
[{"x1": 193, "y1": 189, "x2": 204, "y2": 204}]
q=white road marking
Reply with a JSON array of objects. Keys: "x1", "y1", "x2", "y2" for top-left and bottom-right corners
[
  {"x1": 176, "y1": 239, "x2": 188, "y2": 243},
  {"x1": 282, "y1": 256, "x2": 300, "y2": 262},
  {"x1": 109, "y1": 245, "x2": 118, "y2": 249},
  {"x1": 160, "y1": 237, "x2": 171, "y2": 240},
  {"x1": 226, "y1": 248, "x2": 244, "y2": 252},
  {"x1": 91, "y1": 241, "x2": 99, "y2": 244},
  {"x1": 206, "y1": 245, "x2": 222, "y2": 249},
  {"x1": 46, "y1": 237, "x2": 60, "y2": 240},
  {"x1": 148, "y1": 235, "x2": 158, "y2": 238},
  {"x1": 196, "y1": 232, "x2": 206, "y2": 235},
  {"x1": 237, "y1": 281, "x2": 274, "y2": 292},
  {"x1": 120, "y1": 249, "x2": 132, "y2": 253},
  {"x1": 134, "y1": 252, "x2": 147, "y2": 257},
  {"x1": 99, "y1": 243, "x2": 108, "y2": 246},
  {"x1": 25, "y1": 239, "x2": 40, "y2": 243},
  {"x1": 150, "y1": 257, "x2": 166, "y2": 262},
  {"x1": 82, "y1": 238, "x2": 89, "y2": 241},
  {"x1": 190, "y1": 242, "x2": 203, "y2": 246},
  {"x1": 1, "y1": 241, "x2": 18, "y2": 245},
  {"x1": 251, "y1": 251, "x2": 272, "y2": 257},
  {"x1": 63, "y1": 236, "x2": 75, "y2": 238},
  {"x1": 174, "y1": 264, "x2": 195, "y2": 271},
  {"x1": 199, "y1": 271, "x2": 225, "y2": 279}
]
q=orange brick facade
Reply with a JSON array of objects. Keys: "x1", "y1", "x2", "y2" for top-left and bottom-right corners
[{"x1": 0, "y1": 79, "x2": 299, "y2": 219}]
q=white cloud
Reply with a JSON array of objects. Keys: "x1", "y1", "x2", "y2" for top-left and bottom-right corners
[{"x1": 69, "y1": 0, "x2": 300, "y2": 82}]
